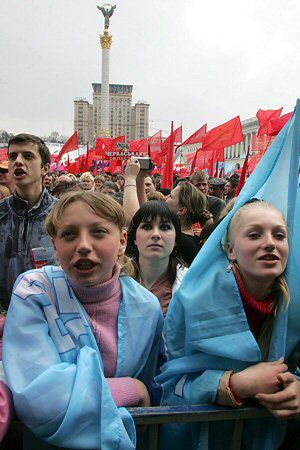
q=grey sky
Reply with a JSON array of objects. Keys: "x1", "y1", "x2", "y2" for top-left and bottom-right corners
[{"x1": 1, "y1": 0, "x2": 300, "y2": 139}]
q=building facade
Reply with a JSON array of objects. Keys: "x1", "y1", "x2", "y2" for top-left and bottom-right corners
[
  {"x1": 74, "y1": 84, "x2": 149, "y2": 144},
  {"x1": 131, "y1": 101, "x2": 150, "y2": 140}
]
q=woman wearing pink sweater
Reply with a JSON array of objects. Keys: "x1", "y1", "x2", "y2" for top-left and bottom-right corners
[{"x1": 3, "y1": 191, "x2": 163, "y2": 450}]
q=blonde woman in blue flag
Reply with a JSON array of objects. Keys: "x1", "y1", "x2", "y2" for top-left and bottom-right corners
[
  {"x1": 156, "y1": 100, "x2": 300, "y2": 450},
  {"x1": 2, "y1": 191, "x2": 164, "y2": 450}
]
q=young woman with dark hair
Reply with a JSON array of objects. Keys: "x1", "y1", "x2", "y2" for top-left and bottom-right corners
[{"x1": 127, "y1": 200, "x2": 187, "y2": 316}]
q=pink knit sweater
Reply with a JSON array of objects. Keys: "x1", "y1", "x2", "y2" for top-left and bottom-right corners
[{"x1": 70, "y1": 264, "x2": 140, "y2": 407}]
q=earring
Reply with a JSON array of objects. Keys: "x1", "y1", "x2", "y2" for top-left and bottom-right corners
[{"x1": 227, "y1": 261, "x2": 235, "y2": 273}]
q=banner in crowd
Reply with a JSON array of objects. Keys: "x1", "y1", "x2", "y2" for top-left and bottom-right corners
[{"x1": 95, "y1": 136, "x2": 147, "y2": 161}]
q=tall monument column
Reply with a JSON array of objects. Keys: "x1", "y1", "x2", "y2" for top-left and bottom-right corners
[{"x1": 97, "y1": 4, "x2": 116, "y2": 137}]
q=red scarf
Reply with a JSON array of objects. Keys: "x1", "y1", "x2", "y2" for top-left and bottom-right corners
[{"x1": 233, "y1": 266, "x2": 274, "y2": 338}]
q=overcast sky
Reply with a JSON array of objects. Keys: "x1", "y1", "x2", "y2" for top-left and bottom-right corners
[{"x1": 1, "y1": 0, "x2": 300, "y2": 139}]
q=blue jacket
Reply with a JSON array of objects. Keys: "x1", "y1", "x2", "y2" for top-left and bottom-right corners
[
  {"x1": 3, "y1": 266, "x2": 164, "y2": 450},
  {"x1": 0, "y1": 189, "x2": 56, "y2": 310}
]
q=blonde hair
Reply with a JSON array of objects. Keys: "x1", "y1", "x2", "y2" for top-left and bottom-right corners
[
  {"x1": 225, "y1": 200, "x2": 289, "y2": 306},
  {"x1": 178, "y1": 181, "x2": 206, "y2": 226},
  {"x1": 94, "y1": 175, "x2": 105, "y2": 183},
  {"x1": 79, "y1": 172, "x2": 94, "y2": 183},
  {"x1": 0, "y1": 185, "x2": 10, "y2": 199},
  {"x1": 67, "y1": 173, "x2": 77, "y2": 182},
  {"x1": 46, "y1": 191, "x2": 134, "y2": 276},
  {"x1": 146, "y1": 191, "x2": 164, "y2": 201}
]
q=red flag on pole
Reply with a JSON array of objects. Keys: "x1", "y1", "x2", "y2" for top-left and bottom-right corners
[
  {"x1": 256, "y1": 108, "x2": 283, "y2": 136},
  {"x1": 190, "y1": 148, "x2": 200, "y2": 175},
  {"x1": 235, "y1": 146, "x2": 251, "y2": 196},
  {"x1": 161, "y1": 126, "x2": 182, "y2": 157},
  {"x1": 162, "y1": 122, "x2": 175, "y2": 189},
  {"x1": 57, "y1": 132, "x2": 79, "y2": 161},
  {"x1": 202, "y1": 116, "x2": 243, "y2": 150},
  {"x1": 176, "y1": 124, "x2": 207, "y2": 149}
]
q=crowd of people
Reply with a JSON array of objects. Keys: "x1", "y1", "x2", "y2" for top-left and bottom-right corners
[{"x1": 0, "y1": 130, "x2": 299, "y2": 450}]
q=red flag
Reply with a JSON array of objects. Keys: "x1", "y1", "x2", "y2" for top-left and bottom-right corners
[
  {"x1": 57, "y1": 132, "x2": 79, "y2": 161},
  {"x1": 0, "y1": 148, "x2": 8, "y2": 162},
  {"x1": 256, "y1": 108, "x2": 283, "y2": 136},
  {"x1": 248, "y1": 151, "x2": 263, "y2": 175},
  {"x1": 161, "y1": 126, "x2": 182, "y2": 157},
  {"x1": 128, "y1": 139, "x2": 148, "y2": 155},
  {"x1": 107, "y1": 160, "x2": 121, "y2": 173},
  {"x1": 236, "y1": 147, "x2": 251, "y2": 196},
  {"x1": 176, "y1": 124, "x2": 207, "y2": 149},
  {"x1": 189, "y1": 147, "x2": 224, "y2": 175},
  {"x1": 162, "y1": 122, "x2": 175, "y2": 189},
  {"x1": 202, "y1": 116, "x2": 243, "y2": 150},
  {"x1": 189, "y1": 149, "x2": 200, "y2": 175},
  {"x1": 79, "y1": 155, "x2": 85, "y2": 173},
  {"x1": 252, "y1": 134, "x2": 275, "y2": 153},
  {"x1": 84, "y1": 149, "x2": 90, "y2": 172},
  {"x1": 149, "y1": 130, "x2": 162, "y2": 155},
  {"x1": 95, "y1": 136, "x2": 126, "y2": 170},
  {"x1": 268, "y1": 112, "x2": 293, "y2": 136},
  {"x1": 95, "y1": 136, "x2": 126, "y2": 158}
]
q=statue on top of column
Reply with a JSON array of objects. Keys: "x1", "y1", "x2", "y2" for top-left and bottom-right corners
[{"x1": 97, "y1": 4, "x2": 116, "y2": 30}]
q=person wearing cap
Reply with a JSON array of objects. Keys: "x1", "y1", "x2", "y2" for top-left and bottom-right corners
[
  {"x1": 190, "y1": 171, "x2": 226, "y2": 223},
  {"x1": 0, "y1": 161, "x2": 14, "y2": 194},
  {"x1": 208, "y1": 177, "x2": 226, "y2": 200},
  {"x1": 0, "y1": 133, "x2": 56, "y2": 311}
]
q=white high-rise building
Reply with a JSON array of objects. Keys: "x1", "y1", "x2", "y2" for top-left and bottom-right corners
[{"x1": 74, "y1": 85, "x2": 149, "y2": 144}]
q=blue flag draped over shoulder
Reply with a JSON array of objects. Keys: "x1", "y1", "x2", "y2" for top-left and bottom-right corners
[
  {"x1": 156, "y1": 100, "x2": 300, "y2": 450},
  {"x1": 3, "y1": 267, "x2": 164, "y2": 450}
]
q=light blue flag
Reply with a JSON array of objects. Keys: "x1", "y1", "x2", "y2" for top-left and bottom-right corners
[
  {"x1": 3, "y1": 267, "x2": 163, "y2": 450},
  {"x1": 156, "y1": 100, "x2": 300, "y2": 450}
]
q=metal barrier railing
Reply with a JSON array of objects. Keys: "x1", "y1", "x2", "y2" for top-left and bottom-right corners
[
  {"x1": 4, "y1": 405, "x2": 272, "y2": 450},
  {"x1": 127, "y1": 404, "x2": 272, "y2": 450}
]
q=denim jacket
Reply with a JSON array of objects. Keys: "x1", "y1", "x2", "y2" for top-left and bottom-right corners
[{"x1": 0, "y1": 189, "x2": 56, "y2": 310}]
